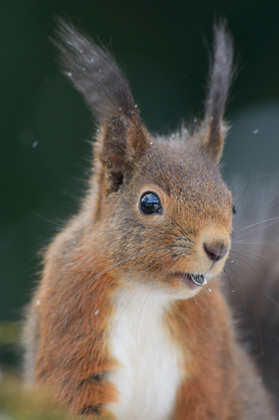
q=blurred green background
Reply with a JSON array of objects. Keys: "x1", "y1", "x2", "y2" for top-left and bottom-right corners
[{"x1": 1, "y1": 0, "x2": 279, "y2": 370}]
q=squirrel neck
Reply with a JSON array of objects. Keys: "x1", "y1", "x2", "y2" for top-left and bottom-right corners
[{"x1": 105, "y1": 280, "x2": 225, "y2": 420}]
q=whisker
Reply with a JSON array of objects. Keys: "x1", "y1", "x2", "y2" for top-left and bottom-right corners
[
  {"x1": 230, "y1": 250, "x2": 264, "y2": 266},
  {"x1": 225, "y1": 261, "x2": 252, "y2": 293},
  {"x1": 136, "y1": 258, "x2": 179, "y2": 340},
  {"x1": 112, "y1": 283, "x2": 145, "y2": 338},
  {"x1": 223, "y1": 266, "x2": 251, "y2": 311},
  {"x1": 231, "y1": 173, "x2": 275, "y2": 201},
  {"x1": 230, "y1": 249, "x2": 278, "y2": 277},
  {"x1": 37, "y1": 249, "x2": 174, "y2": 345},
  {"x1": 136, "y1": 283, "x2": 157, "y2": 345},
  {"x1": 89, "y1": 251, "x2": 173, "y2": 298},
  {"x1": 234, "y1": 217, "x2": 279, "y2": 239},
  {"x1": 193, "y1": 296, "x2": 206, "y2": 312},
  {"x1": 223, "y1": 266, "x2": 235, "y2": 292},
  {"x1": 266, "y1": 294, "x2": 279, "y2": 308},
  {"x1": 233, "y1": 241, "x2": 279, "y2": 245},
  {"x1": 112, "y1": 253, "x2": 175, "y2": 336},
  {"x1": 169, "y1": 215, "x2": 194, "y2": 244},
  {"x1": 31, "y1": 210, "x2": 65, "y2": 227}
]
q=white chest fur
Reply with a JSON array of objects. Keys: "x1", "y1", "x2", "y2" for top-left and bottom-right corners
[{"x1": 107, "y1": 286, "x2": 183, "y2": 420}]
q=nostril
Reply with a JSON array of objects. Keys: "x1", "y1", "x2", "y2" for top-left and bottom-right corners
[{"x1": 203, "y1": 242, "x2": 228, "y2": 262}]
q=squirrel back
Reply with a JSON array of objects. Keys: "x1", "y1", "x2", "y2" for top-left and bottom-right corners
[{"x1": 22, "y1": 21, "x2": 278, "y2": 419}]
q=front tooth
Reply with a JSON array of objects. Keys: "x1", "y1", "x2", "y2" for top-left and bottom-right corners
[{"x1": 191, "y1": 274, "x2": 204, "y2": 286}]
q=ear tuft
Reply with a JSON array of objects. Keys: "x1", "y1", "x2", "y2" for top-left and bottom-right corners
[
  {"x1": 54, "y1": 20, "x2": 149, "y2": 192},
  {"x1": 202, "y1": 21, "x2": 234, "y2": 163},
  {"x1": 53, "y1": 19, "x2": 136, "y2": 123}
]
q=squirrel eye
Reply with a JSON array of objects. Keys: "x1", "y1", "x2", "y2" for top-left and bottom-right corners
[
  {"x1": 232, "y1": 204, "x2": 236, "y2": 218},
  {"x1": 140, "y1": 192, "x2": 162, "y2": 215}
]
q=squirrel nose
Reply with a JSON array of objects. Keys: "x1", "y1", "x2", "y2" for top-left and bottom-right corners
[{"x1": 203, "y1": 241, "x2": 228, "y2": 262}]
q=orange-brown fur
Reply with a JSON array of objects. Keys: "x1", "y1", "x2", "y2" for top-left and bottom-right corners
[{"x1": 22, "y1": 21, "x2": 276, "y2": 418}]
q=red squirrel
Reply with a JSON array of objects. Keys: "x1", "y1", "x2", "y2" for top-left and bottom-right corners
[{"x1": 22, "y1": 21, "x2": 277, "y2": 419}]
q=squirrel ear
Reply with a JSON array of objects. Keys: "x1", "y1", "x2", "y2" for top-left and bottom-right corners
[
  {"x1": 201, "y1": 22, "x2": 234, "y2": 164},
  {"x1": 54, "y1": 20, "x2": 149, "y2": 190},
  {"x1": 100, "y1": 113, "x2": 148, "y2": 190}
]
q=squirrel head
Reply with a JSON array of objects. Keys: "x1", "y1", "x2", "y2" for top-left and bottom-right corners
[{"x1": 55, "y1": 21, "x2": 234, "y2": 299}]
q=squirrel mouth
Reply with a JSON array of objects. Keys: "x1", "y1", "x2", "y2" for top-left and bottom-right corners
[
  {"x1": 190, "y1": 274, "x2": 207, "y2": 286},
  {"x1": 174, "y1": 272, "x2": 208, "y2": 288}
]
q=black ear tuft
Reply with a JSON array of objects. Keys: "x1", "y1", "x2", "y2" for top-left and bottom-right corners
[
  {"x1": 203, "y1": 21, "x2": 234, "y2": 163},
  {"x1": 53, "y1": 20, "x2": 149, "y2": 192},
  {"x1": 53, "y1": 19, "x2": 136, "y2": 122}
]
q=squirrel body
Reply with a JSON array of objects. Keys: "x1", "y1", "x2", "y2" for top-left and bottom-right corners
[
  {"x1": 108, "y1": 288, "x2": 182, "y2": 419},
  {"x1": 22, "y1": 21, "x2": 277, "y2": 419}
]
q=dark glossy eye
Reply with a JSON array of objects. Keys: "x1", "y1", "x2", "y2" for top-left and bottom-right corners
[
  {"x1": 232, "y1": 204, "x2": 236, "y2": 218},
  {"x1": 140, "y1": 192, "x2": 162, "y2": 215}
]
